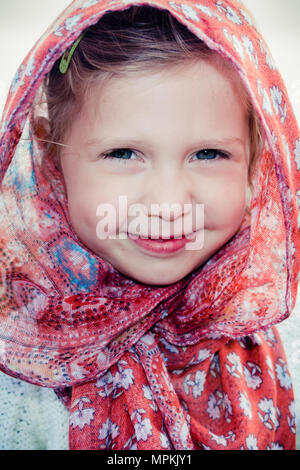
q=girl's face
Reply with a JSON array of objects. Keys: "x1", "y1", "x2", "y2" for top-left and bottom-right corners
[{"x1": 60, "y1": 60, "x2": 250, "y2": 286}]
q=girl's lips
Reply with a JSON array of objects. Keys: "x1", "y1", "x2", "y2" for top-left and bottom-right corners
[{"x1": 128, "y1": 233, "x2": 194, "y2": 255}]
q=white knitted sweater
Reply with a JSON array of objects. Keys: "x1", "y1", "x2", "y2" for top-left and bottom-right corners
[{"x1": 0, "y1": 372, "x2": 69, "y2": 450}]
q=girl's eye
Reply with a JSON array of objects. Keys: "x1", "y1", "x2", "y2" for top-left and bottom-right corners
[
  {"x1": 101, "y1": 148, "x2": 138, "y2": 164},
  {"x1": 99, "y1": 148, "x2": 230, "y2": 164},
  {"x1": 192, "y1": 149, "x2": 230, "y2": 162}
]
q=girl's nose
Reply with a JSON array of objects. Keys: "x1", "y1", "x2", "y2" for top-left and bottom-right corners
[{"x1": 141, "y1": 170, "x2": 193, "y2": 222}]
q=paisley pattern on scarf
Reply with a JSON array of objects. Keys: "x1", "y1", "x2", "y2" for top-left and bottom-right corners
[{"x1": 0, "y1": 0, "x2": 299, "y2": 450}]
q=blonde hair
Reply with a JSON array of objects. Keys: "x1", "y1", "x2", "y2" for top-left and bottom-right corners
[{"x1": 35, "y1": 5, "x2": 263, "y2": 213}]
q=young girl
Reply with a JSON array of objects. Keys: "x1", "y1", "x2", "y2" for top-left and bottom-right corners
[{"x1": 0, "y1": 0, "x2": 299, "y2": 451}]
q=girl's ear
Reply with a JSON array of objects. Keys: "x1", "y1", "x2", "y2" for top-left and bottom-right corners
[
  {"x1": 33, "y1": 116, "x2": 51, "y2": 140},
  {"x1": 34, "y1": 116, "x2": 63, "y2": 173}
]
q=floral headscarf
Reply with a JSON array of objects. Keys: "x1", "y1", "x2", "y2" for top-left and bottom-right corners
[{"x1": 0, "y1": 0, "x2": 299, "y2": 450}]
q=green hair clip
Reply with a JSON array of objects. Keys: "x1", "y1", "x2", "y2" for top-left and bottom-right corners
[{"x1": 59, "y1": 32, "x2": 86, "y2": 74}]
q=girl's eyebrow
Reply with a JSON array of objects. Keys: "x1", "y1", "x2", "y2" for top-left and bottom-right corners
[
  {"x1": 84, "y1": 136, "x2": 246, "y2": 149},
  {"x1": 84, "y1": 138, "x2": 145, "y2": 148},
  {"x1": 205, "y1": 136, "x2": 247, "y2": 152}
]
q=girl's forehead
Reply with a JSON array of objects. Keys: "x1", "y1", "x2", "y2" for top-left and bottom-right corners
[{"x1": 85, "y1": 59, "x2": 247, "y2": 112}]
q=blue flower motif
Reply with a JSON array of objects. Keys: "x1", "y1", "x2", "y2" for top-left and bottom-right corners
[{"x1": 52, "y1": 239, "x2": 98, "y2": 292}]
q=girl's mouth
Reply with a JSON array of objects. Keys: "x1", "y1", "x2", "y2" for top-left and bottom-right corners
[{"x1": 127, "y1": 233, "x2": 195, "y2": 256}]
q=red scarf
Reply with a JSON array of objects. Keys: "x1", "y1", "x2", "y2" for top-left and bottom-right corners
[{"x1": 0, "y1": 0, "x2": 299, "y2": 450}]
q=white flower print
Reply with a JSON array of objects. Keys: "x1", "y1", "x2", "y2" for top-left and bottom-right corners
[
  {"x1": 135, "y1": 418, "x2": 153, "y2": 441},
  {"x1": 287, "y1": 400, "x2": 296, "y2": 434},
  {"x1": 188, "y1": 348, "x2": 211, "y2": 368},
  {"x1": 141, "y1": 333, "x2": 155, "y2": 346},
  {"x1": 270, "y1": 86, "x2": 287, "y2": 123},
  {"x1": 65, "y1": 14, "x2": 83, "y2": 31},
  {"x1": 217, "y1": 1, "x2": 242, "y2": 25},
  {"x1": 222, "y1": 28, "x2": 244, "y2": 59},
  {"x1": 262, "y1": 89, "x2": 273, "y2": 115},
  {"x1": 263, "y1": 328, "x2": 277, "y2": 346},
  {"x1": 207, "y1": 392, "x2": 221, "y2": 420},
  {"x1": 160, "y1": 431, "x2": 171, "y2": 449},
  {"x1": 275, "y1": 358, "x2": 292, "y2": 389},
  {"x1": 209, "y1": 432, "x2": 228, "y2": 447},
  {"x1": 70, "y1": 362, "x2": 87, "y2": 380},
  {"x1": 180, "y1": 421, "x2": 190, "y2": 448},
  {"x1": 172, "y1": 368, "x2": 185, "y2": 375},
  {"x1": 209, "y1": 430, "x2": 235, "y2": 447},
  {"x1": 270, "y1": 86, "x2": 283, "y2": 115},
  {"x1": 207, "y1": 391, "x2": 232, "y2": 423},
  {"x1": 250, "y1": 334, "x2": 262, "y2": 346},
  {"x1": 294, "y1": 137, "x2": 300, "y2": 171},
  {"x1": 257, "y1": 79, "x2": 273, "y2": 116},
  {"x1": 226, "y1": 352, "x2": 243, "y2": 378},
  {"x1": 98, "y1": 417, "x2": 120, "y2": 448},
  {"x1": 131, "y1": 409, "x2": 153, "y2": 442},
  {"x1": 281, "y1": 134, "x2": 292, "y2": 173},
  {"x1": 244, "y1": 361, "x2": 263, "y2": 390},
  {"x1": 242, "y1": 35, "x2": 258, "y2": 68},
  {"x1": 123, "y1": 434, "x2": 137, "y2": 450},
  {"x1": 232, "y1": 35, "x2": 245, "y2": 59},
  {"x1": 195, "y1": 3, "x2": 213, "y2": 17},
  {"x1": 195, "y1": 3, "x2": 223, "y2": 22},
  {"x1": 95, "y1": 370, "x2": 114, "y2": 397},
  {"x1": 240, "y1": 8, "x2": 254, "y2": 27},
  {"x1": 267, "y1": 442, "x2": 284, "y2": 450},
  {"x1": 70, "y1": 397, "x2": 95, "y2": 430},
  {"x1": 181, "y1": 4, "x2": 199, "y2": 21},
  {"x1": 225, "y1": 6, "x2": 243, "y2": 24},
  {"x1": 239, "y1": 391, "x2": 252, "y2": 419},
  {"x1": 114, "y1": 366, "x2": 134, "y2": 390},
  {"x1": 183, "y1": 370, "x2": 206, "y2": 398},
  {"x1": 11, "y1": 65, "x2": 25, "y2": 93},
  {"x1": 142, "y1": 384, "x2": 158, "y2": 412},
  {"x1": 25, "y1": 54, "x2": 35, "y2": 77},
  {"x1": 197, "y1": 348, "x2": 211, "y2": 362},
  {"x1": 159, "y1": 338, "x2": 179, "y2": 354},
  {"x1": 209, "y1": 353, "x2": 221, "y2": 378},
  {"x1": 258, "y1": 398, "x2": 280, "y2": 431},
  {"x1": 265, "y1": 51, "x2": 277, "y2": 71},
  {"x1": 201, "y1": 443, "x2": 212, "y2": 450},
  {"x1": 259, "y1": 39, "x2": 277, "y2": 71},
  {"x1": 245, "y1": 434, "x2": 258, "y2": 450}
]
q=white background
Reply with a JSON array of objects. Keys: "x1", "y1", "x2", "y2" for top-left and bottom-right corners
[{"x1": 0, "y1": 0, "x2": 300, "y2": 123}]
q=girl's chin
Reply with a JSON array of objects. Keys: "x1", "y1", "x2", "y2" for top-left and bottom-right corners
[{"x1": 114, "y1": 263, "x2": 193, "y2": 286}]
